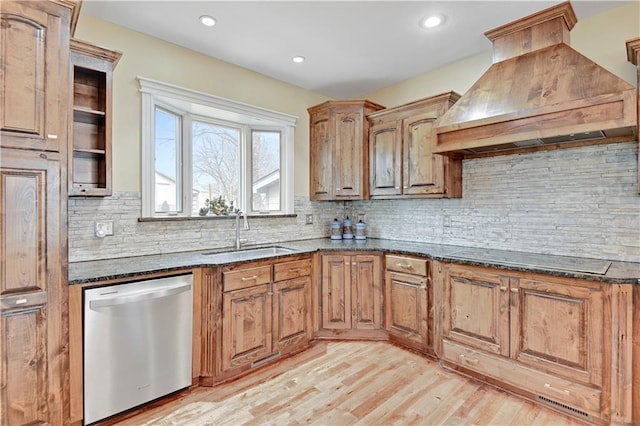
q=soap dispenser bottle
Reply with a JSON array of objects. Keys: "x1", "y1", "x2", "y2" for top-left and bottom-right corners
[
  {"x1": 342, "y1": 216, "x2": 353, "y2": 239},
  {"x1": 331, "y1": 218, "x2": 342, "y2": 240}
]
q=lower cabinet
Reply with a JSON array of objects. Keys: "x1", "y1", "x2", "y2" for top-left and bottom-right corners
[
  {"x1": 434, "y1": 261, "x2": 634, "y2": 424},
  {"x1": 202, "y1": 256, "x2": 312, "y2": 384},
  {"x1": 318, "y1": 253, "x2": 383, "y2": 338},
  {"x1": 384, "y1": 255, "x2": 431, "y2": 353}
]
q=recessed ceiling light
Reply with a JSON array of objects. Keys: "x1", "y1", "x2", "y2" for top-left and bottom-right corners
[
  {"x1": 292, "y1": 56, "x2": 305, "y2": 63},
  {"x1": 419, "y1": 14, "x2": 445, "y2": 29},
  {"x1": 199, "y1": 15, "x2": 216, "y2": 27}
]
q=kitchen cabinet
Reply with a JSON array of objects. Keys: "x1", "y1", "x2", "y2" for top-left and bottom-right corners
[
  {"x1": 272, "y1": 259, "x2": 313, "y2": 356},
  {"x1": 368, "y1": 92, "x2": 461, "y2": 198},
  {"x1": 202, "y1": 255, "x2": 312, "y2": 384},
  {"x1": 0, "y1": 149, "x2": 66, "y2": 426},
  {"x1": 625, "y1": 37, "x2": 640, "y2": 196},
  {"x1": 435, "y1": 262, "x2": 634, "y2": 423},
  {"x1": 318, "y1": 253, "x2": 383, "y2": 339},
  {"x1": 221, "y1": 265, "x2": 273, "y2": 372},
  {"x1": 308, "y1": 100, "x2": 384, "y2": 200},
  {"x1": 69, "y1": 38, "x2": 121, "y2": 196},
  {"x1": 0, "y1": 0, "x2": 71, "y2": 152},
  {"x1": 1, "y1": 2, "x2": 76, "y2": 425},
  {"x1": 385, "y1": 255, "x2": 431, "y2": 353}
]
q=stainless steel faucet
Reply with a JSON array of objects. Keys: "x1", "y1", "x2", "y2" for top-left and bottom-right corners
[{"x1": 234, "y1": 209, "x2": 250, "y2": 249}]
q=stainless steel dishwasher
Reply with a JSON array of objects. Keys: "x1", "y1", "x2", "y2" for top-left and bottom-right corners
[{"x1": 83, "y1": 274, "x2": 193, "y2": 424}]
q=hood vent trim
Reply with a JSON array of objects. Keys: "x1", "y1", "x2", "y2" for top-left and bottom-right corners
[{"x1": 434, "y1": 1, "x2": 637, "y2": 156}]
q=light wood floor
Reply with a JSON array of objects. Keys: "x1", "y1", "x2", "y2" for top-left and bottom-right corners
[{"x1": 116, "y1": 341, "x2": 586, "y2": 425}]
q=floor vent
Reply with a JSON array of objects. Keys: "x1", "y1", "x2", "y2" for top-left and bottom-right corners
[{"x1": 536, "y1": 395, "x2": 591, "y2": 421}]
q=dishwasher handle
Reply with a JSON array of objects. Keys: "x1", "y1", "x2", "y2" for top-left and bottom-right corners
[{"x1": 89, "y1": 283, "x2": 192, "y2": 309}]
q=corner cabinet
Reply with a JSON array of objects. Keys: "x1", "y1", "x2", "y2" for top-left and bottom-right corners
[
  {"x1": 317, "y1": 253, "x2": 384, "y2": 339},
  {"x1": 69, "y1": 38, "x2": 121, "y2": 196},
  {"x1": 434, "y1": 262, "x2": 634, "y2": 424},
  {"x1": 368, "y1": 92, "x2": 462, "y2": 199},
  {"x1": 308, "y1": 100, "x2": 384, "y2": 200}
]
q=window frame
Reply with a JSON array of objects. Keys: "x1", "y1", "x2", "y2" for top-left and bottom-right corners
[{"x1": 139, "y1": 77, "x2": 296, "y2": 218}]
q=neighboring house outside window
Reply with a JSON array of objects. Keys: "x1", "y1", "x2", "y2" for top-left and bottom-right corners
[{"x1": 139, "y1": 77, "x2": 296, "y2": 218}]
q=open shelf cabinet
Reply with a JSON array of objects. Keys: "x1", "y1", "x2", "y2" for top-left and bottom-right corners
[{"x1": 69, "y1": 38, "x2": 121, "y2": 196}]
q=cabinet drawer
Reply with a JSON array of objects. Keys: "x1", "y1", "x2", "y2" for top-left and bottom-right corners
[
  {"x1": 223, "y1": 265, "x2": 272, "y2": 292},
  {"x1": 274, "y1": 258, "x2": 312, "y2": 282},
  {"x1": 386, "y1": 255, "x2": 427, "y2": 276},
  {"x1": 442, "y1": 340, "x2": 601, "y2": 417}
]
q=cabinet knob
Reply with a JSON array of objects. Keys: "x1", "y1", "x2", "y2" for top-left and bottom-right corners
[
  {"x1": 499, "y1": 286, "x2": 507, "y2": 292},
  {"x1": 510, "y1": 287, "x2": 519, "y2": 293}
]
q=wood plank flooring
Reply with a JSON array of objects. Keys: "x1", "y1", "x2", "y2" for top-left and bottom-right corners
[{"x1": 116, "y1": 341, "x2": 587, "y2": 425}]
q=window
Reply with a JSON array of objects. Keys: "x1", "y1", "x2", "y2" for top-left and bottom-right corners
[{"x1": 139, "y1": 77, "x2": 296, "y2": 218}]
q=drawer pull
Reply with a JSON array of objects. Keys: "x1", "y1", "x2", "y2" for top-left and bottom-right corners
[
  {"x1": 241, "y1": 275, "x2": 258, "y2": 282},
  {"x1": 15, "y1": 298, "x2": 28, "y2": 305},
  {"x1": 396, "y1": 263, "x2": 413, "y2": 270},
  {"x1": 510, "y1": 287, "x2": 519, "y2": 293},
  {"x1": 288, "y1": 268, "x2": 302, "y2": 273},
  {"x1": 544, "y1": 383, "x2": 570, "y2": 395},
  {"x1": 500, "y1": 286, "x2": 507, "y2": 292},
  {"x1": 459, "y1": 354, "x2": 479, "y2": 365}
]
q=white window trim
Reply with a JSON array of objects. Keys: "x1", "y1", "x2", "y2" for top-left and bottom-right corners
[{"x1": 138, "y1": 76, "x2": 297, "y2": 218}]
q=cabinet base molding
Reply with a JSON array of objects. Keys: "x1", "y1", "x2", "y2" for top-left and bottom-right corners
[
  {"x1": 388, "y1": 334, "x2": 433, "y2": 356},
  {"x1": 441, "y1": 339, "x2": 605, "y2": 424},
  {"x1": 315, "y1": 329, "x2": 389, "y2": 340},
  {"x1": 199, "y1": 342, "x2": 325, "y2": 388}
]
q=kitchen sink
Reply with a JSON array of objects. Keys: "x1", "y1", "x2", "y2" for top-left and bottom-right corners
[{"x1": 202, "y1": 246, "x2": 299, "y2": 262}]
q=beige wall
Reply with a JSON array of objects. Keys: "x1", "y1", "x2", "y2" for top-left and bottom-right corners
[
  {"x1": 75, "y1": 2, "x2": 638, "y2": 197},
  {"x1": 363, "y1": 2, "x2": 639, "y2": 106},
  {"x1": 74, "y1": 15, "x2": 329, "y2": 195}
]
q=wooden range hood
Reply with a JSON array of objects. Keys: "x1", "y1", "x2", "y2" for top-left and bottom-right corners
[{"x1": 434, "y1": 1, "x2": 637, "y2": 156}]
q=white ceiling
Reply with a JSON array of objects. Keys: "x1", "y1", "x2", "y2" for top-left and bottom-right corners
[{"x1": 79, "y1": 0, "x2": 632, "y2": 99}]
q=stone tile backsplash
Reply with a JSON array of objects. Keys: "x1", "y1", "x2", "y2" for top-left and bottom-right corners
[{"x1": 69, "y1": 142, "x2": 639, "y2": 263}]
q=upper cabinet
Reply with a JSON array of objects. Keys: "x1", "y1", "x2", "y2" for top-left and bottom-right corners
[
  {"x1": 69, "y1": 38, "x2": 121, "y2": 196},
  {"x1": 308, "y1": 100, "x2": 384, "y2": 201},
  {"x1": 368, "y1": 92, "x2": 461, "y2": 198},
  {"x1": 1, "y1": 0, "x2": 71, "y2": 152},
  {"x1": 625, "y1": 37, "x2": 640, "y2": 194}
]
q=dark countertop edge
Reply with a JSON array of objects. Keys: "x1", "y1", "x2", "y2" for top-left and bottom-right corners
[{"x1": 68, "y1": 239, "x2": 640, "y2": 286}]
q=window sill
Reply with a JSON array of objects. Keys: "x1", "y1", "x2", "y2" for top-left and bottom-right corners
[{"x1": 138, "y1": 213, "x2": 297, "y2": 223}]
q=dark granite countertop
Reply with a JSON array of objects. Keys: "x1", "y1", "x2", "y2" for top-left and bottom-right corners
[{"x1": 68, "y1": 238, "x2": 640, "y2": 285}]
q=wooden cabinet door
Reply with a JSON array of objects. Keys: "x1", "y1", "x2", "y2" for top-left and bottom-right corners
[
  {"x1": 351, "y1": 255, "x2": 382, "y2": 330},
  {"x1": 0, "y1": 148, "x2": 65, "y2": 426},
  {"x1": 334, "y1": 110, "x2": 364, "y2": 199},
  {"x1": 510, "y1": 277, "x2": 604, "y2": 387},
  {"x1": 273, "y1": 276, "x2": 311, "y2": 355},
  {"x1": 321, "y1": 255, "x2": 351, "y2": 330},
  {"x1": 0, "y1": 1, "x2": 70, "y2": 152},
  {"x1": 385, "y1": 271, "x2": 428, "y2": 348},
  {"x1": 443, "y1": 265, "x2": 510, "y2": 357},
  {"x1": 308, "y1": 109, "x2": 332, "y2": 200},
  {"x1": 369, "y1": 120, "x2": 402, "y2": 197},
  {"x1": 221, "y1": 284, "x2": 272, "y2": 372},
  {"x1": 402, "y1": 113, "x2": 443, "y2": 195}
]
